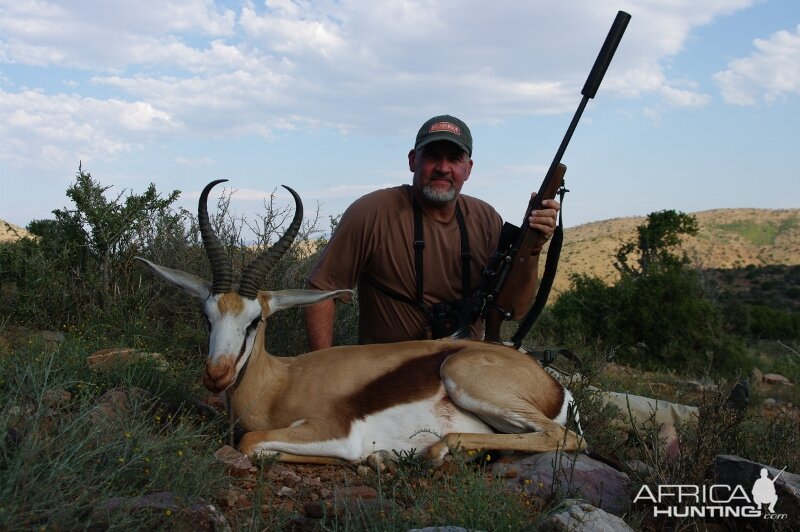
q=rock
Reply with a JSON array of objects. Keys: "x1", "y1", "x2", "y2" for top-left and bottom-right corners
[
  {"x1": 492, "y1": 452, "x2": 632, "y2": 516},
  {"x1": 304, "y1": 494, "x2": 395, "y2": 523},
  {"x1": 302, "y1": 475, "x2": 322, "y2": 487},
  {"x1": 763, "y1": 373, "x2": 792, "y2": 386},
  {"x1": 93, "y1": 491, "x2": 231, "y2": 531},
  {"x1": 0, "y1": 335, "x2": 12, "y2": 355},
  {"x1": 625, "y1": 460, "x2": 654, "y2": 479},
  {"x1": 408, "y1": 526, "x2": 478, "y2": 532},
  {"x1": 89, "y1": 386, "x2": 153, "y2": 426},
  {"x1": 218, "y1": 488, "x2": 241, "y2": 508},
  {"x1": 714, "y1": 455, "x2": 800, "y2": 519},
  {"x1": 366, "y1": 449, "x2": 395, "y2": 473},
  {"x1": 213, "y1": 445, "x2": 253, "y2": 477},
  {"x1": 356, "y1": 464, "x2": 373, "y2": 478},
  {"x1": 87, "y1": 347, "x2": 168, "y2": 371},
  {"x1": 37, "y1": 330, "x2": 65, "y2": 348},
  {"x1": 277, "y1": 486, "x2": 297, "y2": 497},
  {"x1": 42, "y1": 388, "x2": 72, "y2": 408},
  {"x1": 540, "y1": 501, "x2": 634, "y2": 531},
  {"x1": 275, "y1": 468, "x2": 302, "y2": 487},
  {"x1": 333, "y1": 486, "x2": 377, "y2": 500}
]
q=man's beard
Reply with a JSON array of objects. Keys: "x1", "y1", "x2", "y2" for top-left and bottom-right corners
[{"x1": 421, "y1": 183, "x2": 457, "y2": 204}]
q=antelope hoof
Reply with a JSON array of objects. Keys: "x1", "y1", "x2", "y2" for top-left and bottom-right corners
[{"x1": 425, "y1": 441, "x2": 452, "y2": 468}]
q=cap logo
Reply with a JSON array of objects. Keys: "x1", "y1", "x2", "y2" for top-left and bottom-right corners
[{"x1": 429, "y1": 121, "x2": 461, "y2": 136}]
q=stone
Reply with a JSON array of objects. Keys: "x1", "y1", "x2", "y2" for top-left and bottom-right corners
[
  {"x1": 89, "y1": 386, "x2": 153, "y2": 426},
  {"x1": 366, "y1": 449, "x2": 395, "y2": 473},
  {"x1": 492, "y1": 452, "x2": 633, "y2": 516},
  {"x1": 37, "y1": 330, "x2": 65, "y2": 348},
  {"x1": 333, "y1": 486, "x2": 377, "y2": 500},
  {"x1": 276, "y1": 468, "x2": 302, "y2": 487},
  {"x1": 540, "y1": 501, "x2": 634, "y2": 531},
  {"x1": 356, "y1": 464, "x2": 373, "y2": 478},
  {"x1": 213, "y1": 445, "x2": 253, "y2": 477},
  {"x1": 408, "y1": 528, "x2": 475, "y2": 532},
  {"x1": 93, "y1": 491, "x2": 231, "y2": 531},
  {"x1": 762, "y1": 373, "x2": 792, "y2": 386},
  {"x1": 277, "y1": 486, "x2": 297, "y2": 497},
  {"x1": 87, "y1": 347, "x2": 168, "y2": 371},
  {"x1": 42, "y1": 388, "x2": 73, "y2": 408},
  {"x1": 714, "y1": 455, "x2": 800, "y2": 520}
]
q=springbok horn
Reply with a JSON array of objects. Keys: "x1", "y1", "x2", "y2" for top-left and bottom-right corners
[
  {"x1": 198, "y1": 180, "x2": 233, "y2": 294},
  {"x1": 238, "y1": 185, "x2": 303, "y2": 299}
]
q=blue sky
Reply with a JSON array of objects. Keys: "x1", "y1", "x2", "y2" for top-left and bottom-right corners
[{"x1": 1, "y1": 0, "x2": 798, "y2": 234}]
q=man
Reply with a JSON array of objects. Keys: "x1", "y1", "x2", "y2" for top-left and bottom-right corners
[
  {"x1": 302, "y1": 114, "x2": 738, "y2": 461},
  {"x1": 304, "y1": 115, "x2": 559, "y2": 349}
]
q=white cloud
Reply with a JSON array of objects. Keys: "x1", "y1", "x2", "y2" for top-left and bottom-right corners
[
  {"x1": 176, "y1": 155, "x2": 215, "y2": 167},
  {"x1": 0, "y1": 0, "x2": 766, "y2": 171},
  {"x1": 714, "y1": 24, "x2": 800, "y2": 105},
  {"x1": 0, "y1": 0, "x2": 236, "y2": 68},
  {"x1": 0, "y1": 88, "x2": 178, "y2": 169}
]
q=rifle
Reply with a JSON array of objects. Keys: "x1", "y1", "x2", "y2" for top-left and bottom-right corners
[{"x1": 476, "y1": 11, "x2": 631, "y2": 346}]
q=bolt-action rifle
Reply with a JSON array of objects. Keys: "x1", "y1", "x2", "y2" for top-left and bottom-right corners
[{"x1": 467, "y1": 11, "x2": 631, "y2": 347}]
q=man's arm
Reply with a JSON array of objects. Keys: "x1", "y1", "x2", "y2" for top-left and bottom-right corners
[
  {"x1": 304, "y1": 299, "x2": 336, "y2": 351},
  {"x1": 508, "y1": 197, "x2": 560, "y2": 320}
]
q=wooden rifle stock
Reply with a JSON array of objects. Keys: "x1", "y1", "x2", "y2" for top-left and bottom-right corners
[{"x1": 484, "y1": 163, "x2": 566, "y2": 342}]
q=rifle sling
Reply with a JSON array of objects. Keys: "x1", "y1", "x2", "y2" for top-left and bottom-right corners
[{"x1": 511, "y1": 187, "x2": 567, "y2": 347}]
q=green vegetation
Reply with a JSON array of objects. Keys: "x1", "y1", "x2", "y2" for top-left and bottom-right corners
[
  {"x1": 2, "y1": 172, "x2": 799, "y2": 529},
  {"x1": 541, "y1": 210, "x2": 755, "y2": 376},
  {"x1": 0, "y1": 332, "x2": 227, "y2": 530},
  {"x1": 711, "y1": 215, "x2": 798, "y2": 247}
]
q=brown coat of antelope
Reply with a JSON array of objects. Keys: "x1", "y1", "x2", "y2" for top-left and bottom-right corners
[{"x1": 137, "y1": 180, "x2": 585, "y2": 465}]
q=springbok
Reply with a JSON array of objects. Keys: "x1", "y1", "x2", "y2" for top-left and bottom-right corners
[{"x1": 137, "y1": 180, "x2": 585, "y2": 464}]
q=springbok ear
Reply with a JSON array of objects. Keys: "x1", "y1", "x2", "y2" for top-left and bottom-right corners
[
  {"x1": 136, "y1": 257, "x2": 211, "y2": 300},
  {"x1": 262, "y1": 289, "x2": 352, "y2": 316}
]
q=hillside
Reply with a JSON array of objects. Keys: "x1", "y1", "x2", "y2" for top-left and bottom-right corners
[
  {"x1": 0, "y1": 220, "x2": 32, "y2": 243},
  {"x1": 550, "y1": 208, "x2": 800, "y2": 296}
]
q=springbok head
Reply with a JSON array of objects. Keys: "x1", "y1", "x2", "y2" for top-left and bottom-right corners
[{"x1": 137, "y1": 180, "x2": 349, "y2": 393}]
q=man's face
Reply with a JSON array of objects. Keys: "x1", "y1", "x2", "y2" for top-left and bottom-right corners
[{"x1": 409, "y1": 140, "x2": 473, "y2": 205}]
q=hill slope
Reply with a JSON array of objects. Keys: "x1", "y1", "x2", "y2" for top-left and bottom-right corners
[
  {"x1": 550, "y1": 208, "x2": 800, "y2": 296},
  {"x1": 0, "y1": 220, "x2": 32, "y2": 243}
]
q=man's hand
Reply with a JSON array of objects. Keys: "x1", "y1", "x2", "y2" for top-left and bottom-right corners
[{"x1": 527, "y1": 194, "x2": 561, "y2": 240}]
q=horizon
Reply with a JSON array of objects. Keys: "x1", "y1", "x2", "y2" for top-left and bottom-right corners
[{"x1": 1, "y1": 0, "x2": 799, "y2": 231}]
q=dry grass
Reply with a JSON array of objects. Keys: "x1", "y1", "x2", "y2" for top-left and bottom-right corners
[
  {"x1": 0, "y1": 220, "x2": 33, "y2": 243},
  {"x1": 547, "y1": 208, "x2": 800, "y2": 296}
]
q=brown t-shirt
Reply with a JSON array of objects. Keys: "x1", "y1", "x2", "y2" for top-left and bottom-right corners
[{"x1": 306, "y1": 185, "x2": 504, "y2": 344}]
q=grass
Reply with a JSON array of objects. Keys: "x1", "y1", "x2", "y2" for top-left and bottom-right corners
[
  {"x1": 0, "y1": 333, "x2": 227, "y2": 530},
  {"x1": 2, "y1": 321, "x2": 799, "y2": 530}
]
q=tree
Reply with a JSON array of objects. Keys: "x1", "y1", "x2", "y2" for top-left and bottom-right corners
[
  {"x1": 52, "y1": 165, "x2": 179, "y2": 310},
  {"x1": 614, "y1": 210, "x2": 698, "y2": 277}
]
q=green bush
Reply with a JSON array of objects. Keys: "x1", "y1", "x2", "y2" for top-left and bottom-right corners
[
  {"x1": 549, "y1": 269, "x2": 750, "y2": 376},
  {"x1": 747, "y1": 305, "x2": 800, "y2": 339}
]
